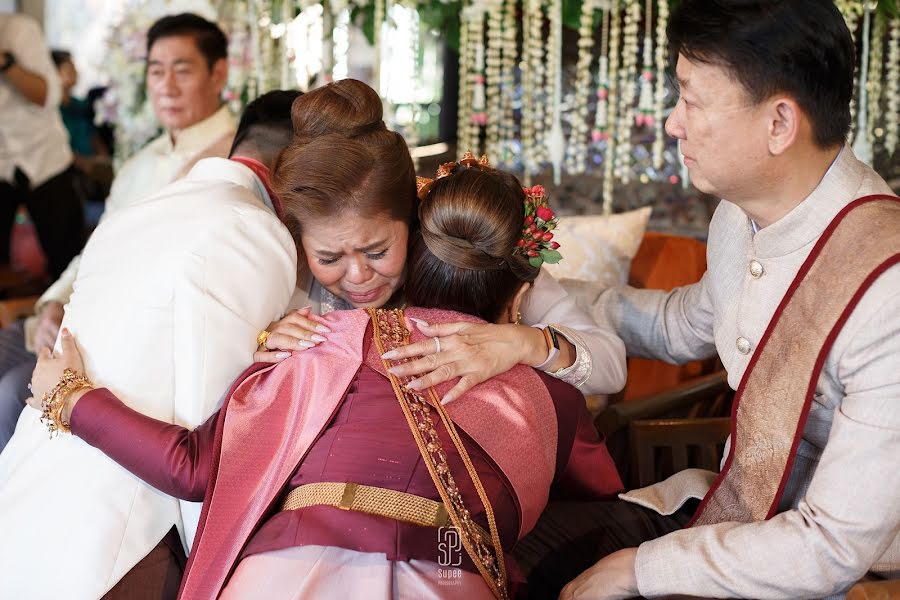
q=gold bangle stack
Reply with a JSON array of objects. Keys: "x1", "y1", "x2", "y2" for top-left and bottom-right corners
[{"x1": 39, "y1": 368, "x2": 94, "y2": 438}]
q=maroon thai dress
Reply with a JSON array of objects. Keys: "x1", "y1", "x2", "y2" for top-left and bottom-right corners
[{"x1": 69, "y1": 309, "x2": 623, "y2": 599}]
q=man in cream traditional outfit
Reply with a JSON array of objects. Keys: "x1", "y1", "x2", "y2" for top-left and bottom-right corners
[
  {"x1": 553, "y1": 1, "x2": 899, "y2": 599},
  {"x1": 0, "y1": 90, "x2": 300, "y2": 598},
  {"x1": 0, "y1": 13, "x2": 236, "y2": 453}
]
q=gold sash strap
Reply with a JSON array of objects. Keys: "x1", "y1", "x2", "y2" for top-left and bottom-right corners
[
  {"x1": 692, "y1": 196, "x2": 900, "y2": 526},
  {"x1": 280, "y1": 481, "x2": 492, "y2": 542},
  {"x1": 368, "y1": 308, "x2": 509, "y2": 600}
]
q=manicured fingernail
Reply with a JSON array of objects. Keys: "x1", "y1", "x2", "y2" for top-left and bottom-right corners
[
  {"x1": 316, "y1": 325, "x2": 331, "y2": 333},
  {"x1": 275, "y1": 352, "x2": 291, "y2": 359},
  {"x1": 409, "y1": 317, "x2": 429, "y2": 327},
  {"x1": 299, "y1": 305, "x2": 311, "y2": 312},
  {"x1": 381, "y1": 350, "x2": 399, "y2": 360},
  {"x1": 407, "y1": 379, "x2": 423, "y2": 390},
  {"x1": 440, "y1": 396, "x2": 453, "y2": 405},
  {"x1": 62, "y1": 328, "x2": 71, "y2": 336},
  {"x1": 298, "y1": 340, "x2": 315, "y2": 348}
]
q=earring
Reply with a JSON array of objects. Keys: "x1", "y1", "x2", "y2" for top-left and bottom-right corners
[{"x1": 515, "y1": 311, "x2": 522, "y2": 325}]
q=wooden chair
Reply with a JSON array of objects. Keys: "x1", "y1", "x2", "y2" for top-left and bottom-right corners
[
  {"x1": 0, "y1": 295, "x2": 39, "y2": 328},
  {"x1": 596, "y1": 371, "x2": 733, "y2": 489},
  {"x1": 847, "y1": 579, "x2": 900, "y2": 599},
  {"x1": 630, "y1": 417, "x2": 731, "y2": 488}
]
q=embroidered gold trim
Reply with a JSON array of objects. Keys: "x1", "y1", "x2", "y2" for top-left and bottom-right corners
[{"x1": 368, "y1": 308, "x2": 509, "y2": 599}]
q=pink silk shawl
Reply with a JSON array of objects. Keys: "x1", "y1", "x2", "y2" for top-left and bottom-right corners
[{"x1": 179, "y1": 308, "x2": 558, "y2": 599}]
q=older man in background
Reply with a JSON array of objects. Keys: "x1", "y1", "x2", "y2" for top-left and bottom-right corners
[{"x1": 0, "y1": 12, "x2": 236, "y2": 453}]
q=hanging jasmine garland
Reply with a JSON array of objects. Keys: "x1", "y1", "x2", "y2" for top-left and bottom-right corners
[
  {"x1": 614, "y1": 0, "x2": 640, "y2": 184},
  {"x1": 601, "y1": 0, "x2": 621, "y2": 214},
  {"x1": 546, "y1": 0, "x2": 565, "y2": 183},
  {"x1": 635, "y1": 0, "x2": 653, "y2": 128},
  {"x1": 457, "y1": 3, "x2": 473, "y2": 155},
  {"x1": 592, "y1": 8, "x2": 611, "y2": 144},
  {"x1": 373, "y1": 0, "x2": 385, "y2": 91},
  {"x1": 486, "y1": 0, "x2": 504, "y2": 158},
  {"x1": 522, "y1": 0, "x2": 547, "y2": 178},
  {"x1": 866, "y1": 10, "x2": 884, "y2": 151},
  {"x1": 567, "y1": 0, "x2": 597, "y2": 174},
  {"x1": 498, "y1": 0, "x2": 517, "y2": 164},
  {"x1": 886, "y1": 17, "x2": 900, "y2": 156},
  {"x1": 469, "y1": 8, "x2": 487, "y2": 154},
  {"x1": 652, "y1": 0, "x2": 668, "y2": 169}
]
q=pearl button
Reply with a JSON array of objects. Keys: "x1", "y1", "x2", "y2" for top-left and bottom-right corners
[
  {"x1": 749, "y1": 260, "x2": 764, "y2": 278},
  {"x1": 736, "y1": 337, "x2": 752, "y2": 355}
]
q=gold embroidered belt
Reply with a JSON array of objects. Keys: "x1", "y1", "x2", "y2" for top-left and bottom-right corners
[{"x1": 279, "y1": 481, "x2": 484, "y2": 539}]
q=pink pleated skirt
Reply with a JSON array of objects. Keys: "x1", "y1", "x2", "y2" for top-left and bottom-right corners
[{"x1": 219, "y1": 545, "x2": 497, "y2": 600}]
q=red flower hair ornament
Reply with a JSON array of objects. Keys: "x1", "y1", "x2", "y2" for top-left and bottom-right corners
[{"x1": 416, "y1": 152, "x2": 564, "y2": 269}]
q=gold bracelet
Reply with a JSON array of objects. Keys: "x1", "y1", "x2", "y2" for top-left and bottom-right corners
[{"x1": 40, "y1": 368, "x2": 93, "y2": 438}]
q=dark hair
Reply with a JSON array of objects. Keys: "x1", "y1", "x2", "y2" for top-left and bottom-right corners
[
  {"x1": 50, "y1": 50, "x2": 71, "y2": 68},
  {"x1": 667, "y1": 0, "x2": 854, "y2": 148},
  {"x1": 405, "y1": 166, "x2": 539, "y2": 323},
  {"x1": 229, "y1": 90, "x2": 303, "y2": 165},
  {"x1": 271, "y1": 79, "x2": 416, "y2": 250},
  {"x1": 146, "y1": 13, "x2": 228, "y2": 70}
]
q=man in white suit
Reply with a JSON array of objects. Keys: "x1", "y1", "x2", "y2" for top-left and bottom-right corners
[
  {"x1": 0, "y1": 13, "x2": 237, "y2": 454},
  {"x1": 0, "y1": 90, "x2": 301, "y2": 599},
  {"x1": 522, "y1": 2, "x2": 899, "y2": 600}
]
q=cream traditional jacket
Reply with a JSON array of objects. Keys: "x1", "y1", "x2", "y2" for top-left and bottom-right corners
[
  {"x1": 593, "y1": 147, "x2": 900, "y2": 599},
  {"x1": 0, "y1": 158, "x2": 297, "y2": 599}
]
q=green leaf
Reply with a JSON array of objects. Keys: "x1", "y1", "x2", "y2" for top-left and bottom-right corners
[
  {"x1": 529, "y1": 256, "x2": 544, "y2": 268},
  {"x1": 539, "y1": 249, "x2": 563, "y2": 264}
]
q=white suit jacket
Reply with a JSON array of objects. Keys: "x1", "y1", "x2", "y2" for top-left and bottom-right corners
[
  {"x1": 592, "y1": 147, "x2": 900, "y2": 599},
  {"x1": 0, "y1": 158, "x2": 297, "y2": 599}
]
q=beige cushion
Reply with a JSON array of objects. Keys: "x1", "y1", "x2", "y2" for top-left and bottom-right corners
[{"x1": 544, "y1": 206, "x2": 652, "y2": 287}]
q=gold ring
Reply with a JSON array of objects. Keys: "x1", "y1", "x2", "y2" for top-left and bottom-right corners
[{"x1": 256, "y1": 330, "x2": 271, "y2": 349}]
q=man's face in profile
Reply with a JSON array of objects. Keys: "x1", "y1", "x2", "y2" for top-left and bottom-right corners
[
  {"x1": 146, "y1": 34, "x2": 227, "y2": 135},
  {"x1": 665, "y1": 54, "x2": 770, "y2": 203}
]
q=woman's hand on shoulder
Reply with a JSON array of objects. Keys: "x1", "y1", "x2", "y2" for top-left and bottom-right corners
[
  {"x1": 254, "y1": 306, "x2": 332, "y2": 363},
  {"x1": 381, "y1": 318, "x2": 548, "y2": 404},
  {"x1": 26, "y1": 328, "x2": 86, "y2": 411}
]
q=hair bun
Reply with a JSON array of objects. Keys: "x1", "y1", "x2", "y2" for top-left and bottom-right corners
[{"x1": 291, "y1": 79, "x2": 386, "y2": 142}]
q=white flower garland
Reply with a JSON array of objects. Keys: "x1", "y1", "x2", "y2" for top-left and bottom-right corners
[
  {"x1": 522, "y1": 0, "x2": 547, "y2": 178},
  {"x1": 546, "y1": 0, "x2": 565, "y2": 182},
  {"x1": 635, "y1": 0, "x2": 653, "y2": 128},
  {"x1": 851, "y1": 1, "x2": 872, "y2": 164},
  {"x1": 865, "y1": 11, "x2": 884, "y2": 151},
  {"x1": 652, "y1": 0, "x2": 668, "y2": 169},
  {"x1": 470, "y1": 8, "x2": 487, "y2": 155},
  {"x1": 373, "y1": 0, "x2": 385, "y2": 92},
  {"x1": 614, "y1": 0, "x2": 640, "y2": 184},
  {"x1": 592, "y1": 8, "x2": 610, "y2": 144},
  {"x1": 602, "y1": 0, "x2": 621, "y2": 214},
  {"x1": 886, "y1": 17, "x2": 900, "y2": 156},
  {"x1": 498, "y1": 0, "x2": 517, "y2": 164},
  {"x1": 486, "y1": 0, "x2": 504, "y2": 158},
  {"x1": 567, "y1": 0, "x2": 597, "y2": 174},
  {"x1": 457, "y1": 3, "x2": 473, "y2": 153}
]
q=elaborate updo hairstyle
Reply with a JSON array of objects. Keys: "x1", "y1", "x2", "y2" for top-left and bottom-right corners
[
  {"x1": 405, "y1": 163, "x2": 540, "y2": 323},
  {"x1": 271, "y1": 79, "x2": 416, "y2": 249}
]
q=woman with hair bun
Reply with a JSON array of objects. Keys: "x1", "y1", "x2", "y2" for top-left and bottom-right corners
[
  {"x1": 29, "y1": 154, "x2": 623, "y2": 600},
  {"x1": 256, "y1": 78, "x2": 626, "y2": 405}
]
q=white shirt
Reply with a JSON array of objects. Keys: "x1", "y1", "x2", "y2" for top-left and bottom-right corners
[
  {"x1": 0, "y1": 13, "x2": 72, "y2": 187},
  {"x1": 33, "y1": 104, "x2": 236, "y2": 314}
]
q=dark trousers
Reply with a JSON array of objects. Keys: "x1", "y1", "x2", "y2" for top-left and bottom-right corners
[
  {"x1": 0, "y1": 166, "x2": 85, "y2": 278},
  {"x1": 102, "y1": 526, "x2": 186, "y2": 600},
  {"x1": 512, "y1": 499, "x2": 695, "y2": 600}
]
